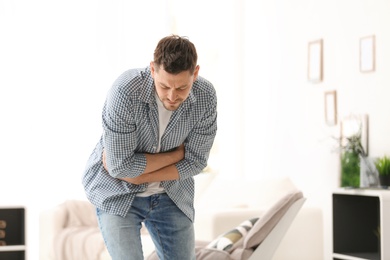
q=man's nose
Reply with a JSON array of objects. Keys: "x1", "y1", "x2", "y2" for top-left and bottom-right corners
[{"x1": 168, "y1": 89, "x2": 177, "y2": 100}]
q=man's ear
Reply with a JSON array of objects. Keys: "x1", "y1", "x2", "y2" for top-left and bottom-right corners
[
  {"x1": 150, "y1": 61, "x2": 155, "y2": 77},
  {"x1": 193, "y1": 65, "x2": 200, "y2": 81}
]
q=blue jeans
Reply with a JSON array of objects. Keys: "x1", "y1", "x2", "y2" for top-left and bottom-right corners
[{"x1": 97, "y1": 193, "x2": 195, "y2": 260}]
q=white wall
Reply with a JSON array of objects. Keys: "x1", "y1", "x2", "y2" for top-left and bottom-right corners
[
  {"x1": 0, "y1": 0, "x2": 170, "y2": 259},
  {"x1": 1, "y1": 0, "x2": 390, "y2": 259},
  {"x1": 241, "y1": 0, "x2": 390, "y2": 259}
]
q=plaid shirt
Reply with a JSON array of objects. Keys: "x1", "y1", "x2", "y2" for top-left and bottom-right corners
[{"x1": 82, "y1": 66, "x2": 217, "y2": 221}]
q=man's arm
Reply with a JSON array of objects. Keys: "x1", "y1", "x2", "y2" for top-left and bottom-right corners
[
  {"x1": 103, "y1": 144, "x2": 184, "y2": 184},
  {"x1": 119, "y1": 164, "x2": 179, "y2": 185},
  {"x1": 143, "y1": 144, "x2": 184, "y2": 174},
  {"x1": 174, "y1": 92, "x2": 217, "y2": 180}
]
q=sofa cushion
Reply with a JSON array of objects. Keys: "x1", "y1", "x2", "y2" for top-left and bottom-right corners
[
  {"x1": 206, "y1": 218, "x2": 258, "y2": 251},
  {"x1": 62, "y1": 200, "x2": 98, "y2": 227},
  {"x1": 195, "y1": 247, "x2": 233, "y2": 260},
  {"x1": 53, "y1": 226, "x2": 106, "y2": 260}
]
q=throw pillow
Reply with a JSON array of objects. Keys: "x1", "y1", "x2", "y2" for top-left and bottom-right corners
[{"x1": 206, "y1": 218, "x2": 259, "y2": 251}]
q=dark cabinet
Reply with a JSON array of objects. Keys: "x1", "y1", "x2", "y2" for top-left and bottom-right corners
[
  {"x1": 333, "y1": 190, "x2": 390, "y2": 260},
  {"x1": 0, "y1": 207, "x2": 25, "y2": 260}
]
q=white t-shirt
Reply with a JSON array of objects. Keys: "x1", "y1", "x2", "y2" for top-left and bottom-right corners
[{"x1": 137, "y1": 93, "x2": 172, "y2": 197}]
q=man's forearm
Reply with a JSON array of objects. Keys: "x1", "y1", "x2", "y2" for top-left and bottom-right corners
[
  {"x1": 143, "y1": 146, "x2": 183, "y2": 174},
  {"x1": 103, "y1": 144, "x2": 184, "y2": 177},
  {"x1": 120, "y1": 164, "x2": 179, "y2": 184}
]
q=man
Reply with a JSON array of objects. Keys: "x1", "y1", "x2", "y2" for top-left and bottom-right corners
[{"x1": 82, "y1": 35, "x2": 217, "y2": 260}]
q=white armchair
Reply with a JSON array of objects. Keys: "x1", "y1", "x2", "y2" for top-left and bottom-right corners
[
  {"x1": 192, "y1": 174, "x2": 324, "y2": 260},
  {"x1": 148, "y1": 189, "x2": 306, "y2": 260}
]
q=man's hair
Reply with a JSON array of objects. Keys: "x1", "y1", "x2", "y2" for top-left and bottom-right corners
[{"x1": 153, "y1": 35, "x2": 198, "y2": 74}]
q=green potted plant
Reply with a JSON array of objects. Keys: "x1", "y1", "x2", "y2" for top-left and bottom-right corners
[
  {"x1": 375, "y1": 155, "x2": 390, "y2": 187},
  {"x1": 338, "y1": 132, "x2": 365, "y2": 187},
  {"x1": 333, "y1": 114, "x2": 378, "y2": 187}
]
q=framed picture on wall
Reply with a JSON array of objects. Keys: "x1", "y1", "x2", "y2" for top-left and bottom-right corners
[
  {"x1": 360, "y1": 35, "x2": 375, "y2": 72},
  {"x1": 324, "y1": 90, "x2": 337, "y2": 126},
  {"x1": 308, "y1": 39, "x2": 323, "y2": 82}
]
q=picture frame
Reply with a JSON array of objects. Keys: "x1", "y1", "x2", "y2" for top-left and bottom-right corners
[
  {"x1": 308, "y1": 39, "x2": 323, "y2": 82},
  {"x1": 360, "y1": 35, "x2": 375, "y2": 72},
  {"x1": 324, "y1": 90, "x2": 337, "y2": 126}
]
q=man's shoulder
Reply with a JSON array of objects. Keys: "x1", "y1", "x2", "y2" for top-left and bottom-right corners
[
  {"x1": 110, "y1": 67, "x2": 153, "y2": 98},
  {"x1": 193, "y1": 76, "x2": 216, "y2": 98},
  {"x1": 113, "y1": 67, "x2": 151, "y2": 88}
]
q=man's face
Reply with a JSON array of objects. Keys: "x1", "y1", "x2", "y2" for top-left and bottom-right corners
[{"x1": 151, "y1": 62, "x2": 199, "y2": 111}]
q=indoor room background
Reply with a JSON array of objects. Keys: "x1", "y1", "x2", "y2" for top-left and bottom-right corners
[{"x1": 1, "y1": 0, "x2": 390, "y2": 259}]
